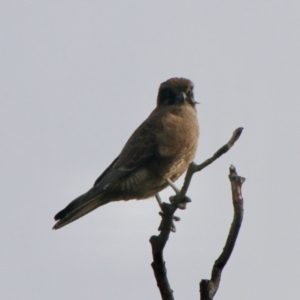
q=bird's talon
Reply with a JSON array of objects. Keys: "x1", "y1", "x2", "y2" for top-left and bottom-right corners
[
  {"x1": 178, "y1": 196, "x2": 191, "y2": 209},
  {"x1": 178, "y1": 203, "x2": 187, "y2": 210},
  {"x1": 182, "y1": 196, "x2": 192, "y2": 203},
  {"x1": 169, "y1": 195, "x2": 191, "y2": 209}
]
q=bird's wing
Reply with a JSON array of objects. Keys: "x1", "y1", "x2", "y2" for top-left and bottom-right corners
[
  {"x1": 54, "y1": 116, "x2": 161, "y2": 229},
  {"x1": 93, "y1": 111, "x2": 161, "y2": 187},
  {"x1": 93, "y1": 156, "x2": 119, "y2": 186},
  {"x1": 114, "y1": 117, "x2": 160, "y2": 170}
]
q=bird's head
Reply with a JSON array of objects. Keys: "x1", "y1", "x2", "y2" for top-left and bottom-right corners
[{"x1": 157, "y1": 78, "x2": 198, "y2": 107}]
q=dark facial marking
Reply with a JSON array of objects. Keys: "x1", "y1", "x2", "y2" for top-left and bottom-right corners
[{"x1": 158, "y1": 87, "x2": 177, "y2": 105}]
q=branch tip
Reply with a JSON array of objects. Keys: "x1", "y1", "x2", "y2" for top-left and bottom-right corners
[
  {"x1": 229, "y1": 165, "x2": 246, "y2": 185},
  {"x1": 234, "y1": 127, "x2": 244, "y2": 137}
]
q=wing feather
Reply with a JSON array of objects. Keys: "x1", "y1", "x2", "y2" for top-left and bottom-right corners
[{"x1": 93, "y1": 111, "x2": 161, "y2": 187}]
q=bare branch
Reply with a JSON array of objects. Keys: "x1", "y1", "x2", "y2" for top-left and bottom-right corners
[
  {"x1": 199, "y1": 165, "x2": 245, "y2": 300},
  {"x1": 150, "y1": 202, "x2": 176, "y2": 300},
  {"x1": 149, "y1": 128, "x2": 243, "y2": 300}
]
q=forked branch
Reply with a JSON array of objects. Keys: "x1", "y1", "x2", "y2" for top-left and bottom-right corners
[{"x1": 149, "y1": 127, "x2": 244, "y2": 300}]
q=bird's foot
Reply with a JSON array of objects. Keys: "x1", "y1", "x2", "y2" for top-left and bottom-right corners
[
  {"x1": 169, "y1": 195, "x2": 192, "y2": 210},
  {"x1": 165, "y1": 178, "x2": 191, "y2": 209}
]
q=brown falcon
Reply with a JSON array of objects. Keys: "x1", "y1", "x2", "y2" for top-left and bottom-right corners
[{"x1": 53, "y1": 78, "x2": 199, "y2": 229}]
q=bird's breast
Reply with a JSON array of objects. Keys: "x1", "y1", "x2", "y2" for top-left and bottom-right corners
[{"x1": 155, "y1": 105, "x2": 199, "y2": 180}]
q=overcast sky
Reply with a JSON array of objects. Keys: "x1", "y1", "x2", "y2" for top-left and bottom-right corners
[{"x1": 1, "y1": 1, "x2": 300, "y2": 299}]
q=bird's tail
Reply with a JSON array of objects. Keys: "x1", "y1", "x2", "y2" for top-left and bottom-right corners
[{"x1": 53, "y1": 190, "x2": 110, "y2": 230}]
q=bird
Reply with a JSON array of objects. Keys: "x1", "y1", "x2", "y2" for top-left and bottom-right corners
[{"x1": 53, "y1": 77, "x2": 199, "y2": 230}]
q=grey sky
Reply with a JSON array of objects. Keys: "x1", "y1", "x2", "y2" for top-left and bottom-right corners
[{"x1": 1, "y1": 1, "x2": 300, "y2": 299}]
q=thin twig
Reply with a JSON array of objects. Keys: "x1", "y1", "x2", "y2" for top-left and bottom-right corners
[{"x1": 199, "y1": 165, "x2": 245, "y2": 300}]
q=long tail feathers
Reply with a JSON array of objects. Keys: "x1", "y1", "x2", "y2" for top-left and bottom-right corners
[{"x1": 53, "y1": 191, "x2": 109, "y2": 230}]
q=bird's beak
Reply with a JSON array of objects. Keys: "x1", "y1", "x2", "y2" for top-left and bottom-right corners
[{"x1": 176, "y1": 92, "x2": 186, "y2": 103}]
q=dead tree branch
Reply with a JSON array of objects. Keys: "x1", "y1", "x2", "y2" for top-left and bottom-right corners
[
  {"x1": 200, "y1": 165, "x2": 245, "y2": 300},
  {"x1": 149, "y1": 127, "x2": 244, "y2": 300}
]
